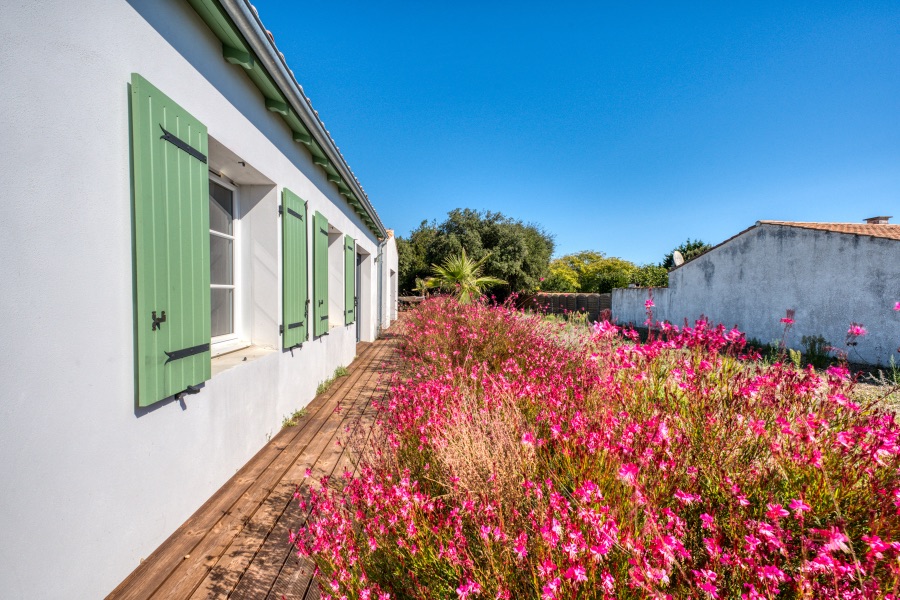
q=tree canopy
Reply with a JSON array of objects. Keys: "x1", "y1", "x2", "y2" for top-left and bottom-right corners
[
  {"x1": 662, "y1": 238, "x2": 712, "y2": 269},
  {"x1": 541, "y1": 251, "x2": 668, "y2": 293},
  {"x1": 397, "y1": 209, "x2": 554, "y2": 296}
]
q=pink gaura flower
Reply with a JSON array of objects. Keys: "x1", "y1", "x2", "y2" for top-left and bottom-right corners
[
  {"x1": 513, "y1": 532, "x2": 528, "y2": 560},
  {"x1": 765, "y1": 503, "x2": 789, "y2": 519},
  {"x1": 788, "y1": 498, "x2": 811, "y2": 515},
  {"x1": 456, "y1": 578, "x2": 481, "y2": 599},
  {"x1": 847, "y1": 323, "x2": 867, "y2": 337},
  {"x1": 894, "y1": 301, "x2": 900, "y2": 311},
  {"x1": 674, "y1": 489, "x2": 701, "y2": 504},
  {"x1": 645, "y1": 298, "x2": 655, "y2": 308},
  {"x1": 618, "y1": 463, "x2": 639, "y2": 485}
]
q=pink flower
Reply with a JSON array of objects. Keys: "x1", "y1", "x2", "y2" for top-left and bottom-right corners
[
  {"x1": 513, "y1": 532, "x2": 528, "y2": 560},
  {"x1": 788, "y1": 498, "x2": 811, "y2": 515},
  {"x1": 456, "y1": 578, "x2": 481, "y2": 599},
  {"x1": 674, "y1": 489, "x2": 702, "y2": 504},
  {"x1": 847, "y1": 323, "x2": 867, "y2": 337},
  {"x1": 645, "y1": 298, "x2": 655, "y2": 308},
  {"x1": 894, "y1": 301, "x2": 900, "y2": 311},
  {"x1": 618, "y1": 463, "x2": 639, "y2": 485},
  {"x1": 565, "y1": 565, "x2": 588, "y2": 582}
]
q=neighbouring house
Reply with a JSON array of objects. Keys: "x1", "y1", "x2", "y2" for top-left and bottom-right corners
[
  {"x1": 0, "y1": 1, "x2": 398, "y2": 597},
  {"x1": 613, "y1": 218, "x2": 900, "y2": 366}
]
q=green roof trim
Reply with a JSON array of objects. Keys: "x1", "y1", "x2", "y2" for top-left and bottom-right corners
[
  {"x1": 223, "y1": 45, "x2": 254, "y2": 69},
  {"x1": 186, "y1": 0, "x2": 384, "y2": 238}
]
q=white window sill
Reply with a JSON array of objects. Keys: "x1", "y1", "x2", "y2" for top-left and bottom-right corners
[
  {"x1": 211, "y1": 343, "x2": 276, "y2": 377},
  {"x1": 211, "y1": 339, "x2": 252, "y2": 358}
]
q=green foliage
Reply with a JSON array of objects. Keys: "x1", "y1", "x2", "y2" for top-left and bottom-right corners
[
  {"x1": 316, "y1": 365, "x2": 349, "y2": 396},
  {"x1": 543, "y1": 260, "x2": 579, "y2": 292},
  {"x1": 397, "y1": 221, "x2": 439, "y2": 294},
  {"x1": 397, "y1": 209, "x2": 554, "y2": 296},
  {"x1": 887, "y1": 356, "x2": 900, "y2": 386},
  {"x1": 426, "y1": 249, "x2": 507, "y2": 305},
  {"x1": 542, "y1": 251, "x2": 622, "y2": 293},
  {"x1": 412, "y1": 277, "x2": 428, "y2": 296},
  {"x1": 543, "y1": 252, "x2": 670, "y2": 293},
  {"x1": 282, "y1": 407, "x2": 308, "y2": 428},
  {"x1": 631, "y1": 263, "x2": 669, "y2": 287},
  {"x1": 801, "y1": 335, "x2": 832, "y2": 368},
  {"x1": 662, "y1": 238, "x2": 712, "y2": 269}
]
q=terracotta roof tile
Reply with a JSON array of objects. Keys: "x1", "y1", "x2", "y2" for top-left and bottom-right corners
[{"x1": 758, "y1": 221, "x2": 900, "y2": 241}]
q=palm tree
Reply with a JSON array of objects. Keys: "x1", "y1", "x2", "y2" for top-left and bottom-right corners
[
  {"x1": 425, "y1": 249, "x2": 506, "y2": 304},
  {"x1": 412, "y1": 277, "x2": 429, "y2": 297}
]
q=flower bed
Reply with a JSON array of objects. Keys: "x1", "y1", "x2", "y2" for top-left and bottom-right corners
[{"x1": 292, "y1": 298, "x2": 900, "y2": 599}]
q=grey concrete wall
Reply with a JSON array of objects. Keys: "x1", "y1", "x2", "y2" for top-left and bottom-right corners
[
  {"x1": 612, "y1": 225, "x2": 900, "y2": 366},
  {"x1": 0, "y1": 1, "x2": 390, "y2": 597}
]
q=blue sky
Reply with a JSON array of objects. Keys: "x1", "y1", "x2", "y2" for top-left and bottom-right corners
[{"x1": 254, "y1": 1, "x2": 900, "y2": 265}]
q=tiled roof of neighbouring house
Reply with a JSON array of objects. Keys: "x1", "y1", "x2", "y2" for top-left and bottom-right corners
[{"x1": 758, "y1": 221, "x2": 900, "y2": 241}]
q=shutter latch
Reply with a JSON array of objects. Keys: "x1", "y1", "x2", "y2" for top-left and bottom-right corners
[{"x1": 151, "y1": 310, "x2": 167, "y2": 331}]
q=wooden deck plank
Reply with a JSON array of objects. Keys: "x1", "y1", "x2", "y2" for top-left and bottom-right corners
[
  {"x1": 268, "y1": 354, "x2": 395, "y2": 600},
  {"x1": 106, "y1": 333, "x2": 398, "y2": 600},
  {"x1": 107, "y1": 388, "x2": 337, "y2": 600},
  {"x1": 234, "y1": 342, "x2": 399, "y2": 599},
  {"x1": 189, "y1": 342, "x2": 395, "y2": 599},
  {"x1": 149, "y1": 343, "x2": 391, "y2": 600},
  {"x1": 286, "y1": 394, "x2": 387, "y2": 600}
]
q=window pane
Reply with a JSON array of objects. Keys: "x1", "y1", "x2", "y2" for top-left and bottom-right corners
[
  {"x1": 209, "y1": 181, "x2": 233, "y2": 235},
  {"x1": 211, "y1": 288, "x2": 233, "y2": 338},
  {"x1": 210, "y1": 236, "x2": 233, "y2": 285}
]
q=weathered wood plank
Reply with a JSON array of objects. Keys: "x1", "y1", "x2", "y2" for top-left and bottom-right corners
[
  {"x1": 233, "y1": 346, "x2": 397, "y2": 599},
  {"x1": 275, "y1": 347, "x2": 399, "y2": 600},
  {"x1": 149, "y1": 343, "x2": 388, "y2": 599},
  {"x1": 268, "y1": 373, "x2": 389, "y2": 600},
  {"x1": 188, "y1": 342, "x2": 394, "y2": 599},
  {"x1": 107, "y1": 339, "x2": 386, "y2": 600}
]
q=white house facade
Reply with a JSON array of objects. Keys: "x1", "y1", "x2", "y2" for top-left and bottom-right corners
[
  {"x1": 613, "y1": 219, "x2": 900, "y2": 366},
  {"x1": 0, "y1": 1, "x2": 398, "y2": 597}
]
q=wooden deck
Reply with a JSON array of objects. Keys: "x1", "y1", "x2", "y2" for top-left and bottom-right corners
[{"x1": 108, "y1": 326, "x2": 403, "y2": 600}]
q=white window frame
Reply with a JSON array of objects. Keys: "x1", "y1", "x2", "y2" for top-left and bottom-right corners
[{"x1": 209, "y1": 173, "x2": 245, "y2": 355}]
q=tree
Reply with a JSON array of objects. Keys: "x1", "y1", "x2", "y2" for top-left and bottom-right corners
[
  {"x1": 542, "y1": 252, "x2": 670, "y2": 292},
  {"x1": 542, "y1": 251, "x2": 638, "y2": 293},
  {"x1": 397, "y1": 209, "x2": 554, "y2": 297},
  {"x1": 425, "y1": 249, "x2": 507, "y2": 305},
  {"x1": 397, "y1": 221, "x2": 439, "y2": 293},
  {"x1": 662, "y1": 238, "x2": 712, "y2": 269},
  {"x1": 631, "y1": 264, "x2": 668, "y2": 287}
]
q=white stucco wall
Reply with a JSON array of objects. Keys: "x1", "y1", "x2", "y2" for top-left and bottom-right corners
[
  {"x1": 612, "y1": 224, "x2": 900, "y2": 366},
  {"x1": 0, "y1": 1, "x2": 394, "y2": 597},
  {"x1": 380, "y1": 233, "x2": 400, "y2": 330}
]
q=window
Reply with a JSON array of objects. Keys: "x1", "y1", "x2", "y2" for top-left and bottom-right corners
[{"x1": 209, "y1": 177, "x2": 238, "y2": 343}]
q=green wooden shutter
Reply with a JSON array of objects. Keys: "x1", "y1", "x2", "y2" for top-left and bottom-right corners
[
  {"x1": 131, "y1": 73, "x2": 211, "y2": 407},
  {"x1": 344, "y1": 236, "x2": 356, "y2": 325},
  {"x1": 313, "y1": 211, "x2": 329, "y2": 337},
  {"x1": 282, "y1": 189, "x2": 308, "y2": 349}
]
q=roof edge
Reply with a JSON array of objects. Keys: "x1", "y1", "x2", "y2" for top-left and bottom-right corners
[
  {"x1": 668, "y1": 223, "x2": 760, "y2": 272},
  {"x1": 214, "y1": 0, "x2": 387, "y2": 238}
]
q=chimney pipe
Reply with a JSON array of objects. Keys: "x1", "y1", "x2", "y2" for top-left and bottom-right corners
[{"x1": 864, "y1": 216, "x2": 892, "y2": 225}]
